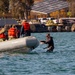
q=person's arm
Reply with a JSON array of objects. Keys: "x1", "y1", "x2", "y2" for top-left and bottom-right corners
[
  {"x1": 47, "y1": 46, "x2": 52, "y2": 50},
  {"x1": 40, "y1": 40, "x2": 50, "y2": 44},
  {"x1": 40, "y1": 41, "x2": 46, "y2": 43},
  {"x1": 40, "y1": 40, "x2": 48, "y2": 49}
]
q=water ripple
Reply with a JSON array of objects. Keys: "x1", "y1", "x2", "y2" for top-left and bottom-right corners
[{"x1": 0, "y1": 32, "x2": 75, "y2": 75}]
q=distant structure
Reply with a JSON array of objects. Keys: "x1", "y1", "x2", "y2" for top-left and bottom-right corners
[{"x1": 31, "y1": 0, "x2": 69, "y2": 18}]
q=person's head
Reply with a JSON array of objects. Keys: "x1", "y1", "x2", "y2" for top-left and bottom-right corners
[
  {"x1": 12, "y1": 24, "x2": 16, "y2": 28},
  {"x1": 46, "y1": 33, "x2": 50, "y2": 38},
  {"x1": 21, "y1": 19, "x2": 27, "y2": 25},
  {"x1": 22, "y1": 19, "x2": 27, "y2": 22}
]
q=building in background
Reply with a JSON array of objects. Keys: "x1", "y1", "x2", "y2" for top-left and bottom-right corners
[{"x1": 30, "y1": 0, "x2": 69, "y2": 19}]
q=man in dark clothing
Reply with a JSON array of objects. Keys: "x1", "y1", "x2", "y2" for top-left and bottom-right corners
[{"x1": 40, "y1": 33, "x2": 54, "y2": 52}]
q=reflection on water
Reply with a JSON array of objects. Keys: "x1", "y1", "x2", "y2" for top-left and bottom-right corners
[{"x1": 0, "y1": 32, "x2": 75, "y2": 75}]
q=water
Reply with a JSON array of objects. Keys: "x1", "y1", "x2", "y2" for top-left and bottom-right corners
[{"x1": 0, "y1": 32, "x2": 75, "y2": 75}]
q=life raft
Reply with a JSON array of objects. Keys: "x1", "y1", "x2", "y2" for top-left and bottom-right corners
[{"x1": 0, "y1": 36, "x2": 39, "y2": 53}]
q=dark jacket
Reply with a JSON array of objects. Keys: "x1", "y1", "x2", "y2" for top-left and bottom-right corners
[{"x1": 41, "y1": 37, "x2": 54, "y2": 52}]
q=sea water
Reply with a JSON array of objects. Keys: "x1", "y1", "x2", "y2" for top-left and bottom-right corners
[{"x1": 0, "y1": 32, "x2": 75, "y2": 75}]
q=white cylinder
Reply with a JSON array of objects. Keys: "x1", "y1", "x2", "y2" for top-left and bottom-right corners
[{"x1": 0, "y1": 36, "x2": 39, "y2": 53}]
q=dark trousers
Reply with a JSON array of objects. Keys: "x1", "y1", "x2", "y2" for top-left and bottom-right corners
[{"x1": 25, "y1": 30, "x2": 31, "y2": 36}]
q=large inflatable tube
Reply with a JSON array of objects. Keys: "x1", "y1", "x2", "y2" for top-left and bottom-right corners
[{"x1": 0, "y1": 36, "x2": 39, "y2": 53}]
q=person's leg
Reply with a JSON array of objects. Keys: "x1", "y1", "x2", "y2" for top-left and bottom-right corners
[
  {"x1": 47, "y1": 47, "x2": 54, "y2": 52},
  {"x1": 25, "y1": 31, "x2": 31, "y2": 36},
  {"x1": 28, "y1": 30, "x2": 31, "y2": 36}
]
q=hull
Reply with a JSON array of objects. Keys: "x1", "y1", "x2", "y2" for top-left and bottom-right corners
[{"x1": 0, "y1": 36, "x2": 39, "y2": 53}]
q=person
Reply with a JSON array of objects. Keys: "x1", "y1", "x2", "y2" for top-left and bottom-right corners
[
  {"x1": 4, "y1": 24, "x2": 10, "y2": 40},
  {"x1": 40, "y1": 33, "x2": 54, "y2": 52},
  {"x1": 20, "y1": 20, "x2": 31, "y2": 37},
  {"x1": 0, "y1": 26, "x2": 6, "y2": 42},
  {"x1": 8, "y1": 24, "x2": 18, "y2": 40}
]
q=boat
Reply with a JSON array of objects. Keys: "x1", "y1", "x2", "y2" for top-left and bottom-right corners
[{"x1": 0, "y1": 36, "x2": 39, "y2": 53}]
